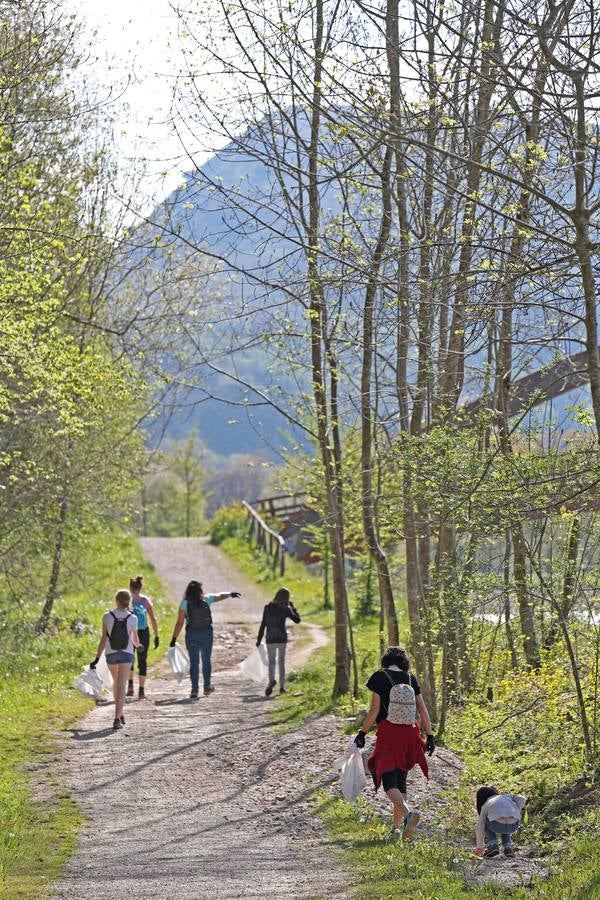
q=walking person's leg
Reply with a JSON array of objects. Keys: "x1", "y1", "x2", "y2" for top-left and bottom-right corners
[
  {"x1": 278, "y1": 643, "x2": 286, "y2": 692},
  {"x1": 108, "y1": 663, "x2": 119, "y2": 709},
  {"x1": 137, "y1": 627, "x2": 150, "y2": 698},
  {"x1": 383, "y1": 770, "x2": 418, "y2": 838},
  {"x1": 108, "y1": 661, "x2": 130, "y2": 727},
  {"x1": 127, "y1": 659, "x2": 135, "y2": 696},
  {"x1": 386, "y1": 787, "x2": 409, "y2": 828},
  {"x1": 199, "y1": 628, "x2": 214, "y2": 694},
  {"x1": 186, "y1": 631, "x2": 200, "y2": 698},
  {"x1": 266, "y1": 643, "x2": 277, "y2": 695},
  {"x1": 115, "y1": 662, "x2": 130, "y2": 720}
]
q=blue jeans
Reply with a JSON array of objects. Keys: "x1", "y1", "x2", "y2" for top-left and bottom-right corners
[
  {"x1": 485, "y1": 819, "x2": 519, "y2": 848},
  {"x1": 106, "y1": 651, "x2": 134, "y2": 664},
  {"x1": 185, "y1": 627, "x2": 213, "y2": 691}
]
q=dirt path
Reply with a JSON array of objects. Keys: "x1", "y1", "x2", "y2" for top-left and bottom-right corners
[{"x1": 54, "y1": 538, "x2": 348, "y2": 899}]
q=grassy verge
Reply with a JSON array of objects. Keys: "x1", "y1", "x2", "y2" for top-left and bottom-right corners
[
  {"x1": 217, "y1": 532, "x2": 600, "y2": 899},
  {"x1": 0, "y1": 531, "x2": 169, "y2": 899},
  {"x1": 318, "y1": 793, "x2": 600, "y2": 899}
]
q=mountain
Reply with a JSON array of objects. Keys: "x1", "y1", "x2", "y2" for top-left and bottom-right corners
[{"x1": 140, "y1": 126, "x2": 595, "y2": 460}]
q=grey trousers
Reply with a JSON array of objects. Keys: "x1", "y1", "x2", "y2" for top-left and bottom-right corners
[{"x1": 267, "y1": 642, "x2": 287, "y2": 689}]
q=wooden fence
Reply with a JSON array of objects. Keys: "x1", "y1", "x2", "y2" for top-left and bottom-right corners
[{"x1": 242, "y1": 500, "x2": 286, "y2": 575}]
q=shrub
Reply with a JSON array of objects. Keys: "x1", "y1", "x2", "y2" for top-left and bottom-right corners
[{"x1": 210, "y1": 504, "x2": 248, "y2": 545}]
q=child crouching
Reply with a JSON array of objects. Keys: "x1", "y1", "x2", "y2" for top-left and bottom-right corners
[{"x1": 474, "y1": 786, "x2": 526, "y2": 859}]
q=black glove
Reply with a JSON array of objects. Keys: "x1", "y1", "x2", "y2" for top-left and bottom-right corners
[
  {"x1": 169, "y1": 637, "x2": 176, "y2": 648},
  {"x1": 231, "y1": 591, "x2": 241, "y2": 598},
  {"x1": 90, "y1": 657, "x2": 99, "y2": 670},
  {"x1": 425, "y1": 734, "x2": 436, "y2": 756},
  {"x1": 354, "y1": 730, "x2": 366, "y2": 748},
  {"x1": 154, "y1": 635, "x2": 160, "y2": 649}
]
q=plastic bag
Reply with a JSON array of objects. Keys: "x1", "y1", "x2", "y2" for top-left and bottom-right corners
[
  {"x1": 74, "y1": 667, "x2": 105, "y2": 700},
  {"x1": 167, "y1": 644, "x2": 189, "y2": 683},
  {"x1": 339, "y1": 744, "x2": 368, "y2": 803},
  {"x1": 238, "y1": 644, "x2": 268, "y2": 684},
  {"x1": 95, "y1": 653, "x2": 113, "y2": 691}
]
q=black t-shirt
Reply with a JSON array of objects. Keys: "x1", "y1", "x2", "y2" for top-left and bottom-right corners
[{"x1": 366, "y1": 668, "x2": 421, "y2": 723}]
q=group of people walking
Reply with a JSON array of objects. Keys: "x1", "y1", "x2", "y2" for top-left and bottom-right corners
[
  {"x1": 90, "y1": 577, "x2": 300, "y2": 726},
  {"x1": 89, "y1": 581, "x2": 524, "y2": 855}
]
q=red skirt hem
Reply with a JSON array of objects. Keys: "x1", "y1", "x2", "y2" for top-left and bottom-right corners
[{"x1": 367, "y1": 719, "x2": 428, "y2": 791}]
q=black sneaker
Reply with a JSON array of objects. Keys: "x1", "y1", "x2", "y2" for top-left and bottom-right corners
[
  {"x1": 484, "y1": 845, "x2": 500, "y2": 859},
  {"x1": 126, "y1": 681, "x2": 134, "y2": 697},
  {"x1": 204, "y1": 684, "x2": 215, "y2": 696},
  {"x1": 113, "y1": 717, "x2": 122, "y2": 730},
  {"x1": 190, "y1": 689, "x2": 199, "y2": 700},
  {"x1": 265, "y1": 680, "x2": 276, "y2": 696},
  {"x1": 120, "y1": 715, "x2": 125, "y2": 726},
  {"x1": 504, "y1": 847, "x2": 515, "y2": 859},
  {"x1": 279, "y1": 688, "x2": 287, "y2": 694},
  {"x1": 138, "y1": 687, "x2": 146, "y2": 700}
]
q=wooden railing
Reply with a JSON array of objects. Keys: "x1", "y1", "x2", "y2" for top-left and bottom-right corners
[
  {"x1": 254, "y1": 492, "x2": 307, "y2": 522},
  {"x1": 242, "y1": 500, "x2": 286, "y2": 575}
]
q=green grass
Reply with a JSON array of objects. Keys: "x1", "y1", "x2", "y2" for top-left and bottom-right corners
[
  {"x1": 318, "y1": 794, "x2": 600, "y2": 899},
  {"x1": 0, "y1": 531, "x2": 170, "y2": 899}
]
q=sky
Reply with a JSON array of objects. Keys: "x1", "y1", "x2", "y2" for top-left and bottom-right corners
[{"x1": 71, "y1": 0, "x2": 208, "y2": 210}]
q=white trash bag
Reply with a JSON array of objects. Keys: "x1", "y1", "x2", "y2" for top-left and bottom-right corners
[
  {"x1": 337, "y1": 740, "x2": 368, "y2": 803},
  {"x1": 95, "y1": 653, "x2": 113, "y2": 691},
  {"x1": 167, "y1": 644, "x2": 189, "y2": 683},
  {"x1": 238, "y1": 643, "x2": 268, "y2": 684},
  {"x1": 74, "y1": 666, "x2": 105, "y2": 700}
]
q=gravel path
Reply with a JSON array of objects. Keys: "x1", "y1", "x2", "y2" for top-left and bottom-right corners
[{"x1": 54, "y1": 538, "x2": 349, "y2": 900}]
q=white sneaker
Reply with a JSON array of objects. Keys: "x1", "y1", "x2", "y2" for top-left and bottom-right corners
[{"x1": 402, "y1": 811, "x2": 421, "y2": 841}]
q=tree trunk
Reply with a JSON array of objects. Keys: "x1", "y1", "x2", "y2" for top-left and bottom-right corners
[
  {"x1": 307, "y1": 0, "x2": 348, "y2": 695},
  {"x1": 439, "y1": 0, "x2": 501, "y2": 409},
  {"x1": 359, "y1": 143, "x2": 399, "y2": 646},
  {"x1": 572, "y1": 73, "x2": 600, "y2": 441},
  {"x1": 37, "y1": 488, "x2": 69, "y2": 633},
  {"x1": 503, "y1": 529, "x2": 519, "y2": 668},
  {"x1": 512, "y1": 525, "x2": 540, "y2": 667}
]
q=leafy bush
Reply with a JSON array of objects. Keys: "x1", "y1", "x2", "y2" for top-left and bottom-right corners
[{"x1": 210, "y1": 504, "x2": 248, "y2": 545}]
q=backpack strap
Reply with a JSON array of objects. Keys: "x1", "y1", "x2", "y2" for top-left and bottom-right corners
[
  {"x1": 382, "y1": 668, "x2": 396, "y2": 687},
  {"x1": 383, "y1": 668, "x2": 410, "y2": 686}
]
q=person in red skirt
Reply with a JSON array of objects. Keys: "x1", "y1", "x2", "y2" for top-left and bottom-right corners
[{"x1": 354, "y1": 646, "x2": 435, "y2": 840}]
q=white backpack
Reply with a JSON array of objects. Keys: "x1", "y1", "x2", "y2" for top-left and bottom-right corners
[{"x1": 384, "y1": 669, "x2": 416, "y2": 725}]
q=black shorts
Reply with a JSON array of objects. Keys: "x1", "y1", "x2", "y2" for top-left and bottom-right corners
[{"x1": 381, "y1": 768, "x2": 407, "y2": 793}]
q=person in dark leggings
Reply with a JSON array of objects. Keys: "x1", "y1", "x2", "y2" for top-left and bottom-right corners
[
  {"x1": 256, "y1": 587, "x2": 300, "y2": 696},
  {"x1": 354, "y1": 647, "x2": 435, "y2": 840},
  {"x1": 127, "y1": 575, "x2": 159, "y2": 700},
  {"x1": 169, "y1": 580, "x2": 241, "y2": 699}
]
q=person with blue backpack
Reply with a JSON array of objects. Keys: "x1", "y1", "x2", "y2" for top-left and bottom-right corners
[
  {"x1": 169, "y1": 580, "x2": 241, "y2": 699},
  {"x1": 90, "y1": 589, "x2": 144, "y2": 730},
  {"x1": 127, "y1": 575, "x2": 159, "y2": 700}
]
